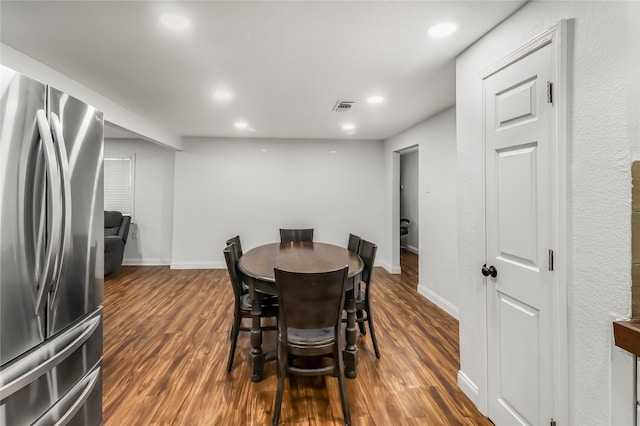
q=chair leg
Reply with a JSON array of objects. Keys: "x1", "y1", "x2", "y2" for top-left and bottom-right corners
[
  {"x1": 272, "y1": 343, "x2": 286, "y2": 425},
  {"x1": 356, "y1": 309, "x2": 366, "y2": 335},
  {"x1": 335, "y1": 347, "x2": 351, "y2": 426},
  {"x1": 226, "y1": 314, "x2": 241, "y2": 373},
  {"x1": 365, "y1": 302, "x2": 380, "y2": 359}
]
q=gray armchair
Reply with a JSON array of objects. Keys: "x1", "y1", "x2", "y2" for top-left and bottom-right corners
[{"x1": 104, "y1": 211, "x2": 131, "y2": 275}]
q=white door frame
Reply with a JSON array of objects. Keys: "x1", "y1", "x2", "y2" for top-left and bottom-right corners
[
  {"x1": 390, "y1": 145, "x2": 419, "y2": 274},
  {"x1": 480, "y1": 20, "x2": 569, "y2": 425}
]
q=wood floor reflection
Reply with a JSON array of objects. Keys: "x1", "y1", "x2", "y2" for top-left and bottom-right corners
[{"x1": 102, "y1": 252, "x2": 491, "y2": 425}]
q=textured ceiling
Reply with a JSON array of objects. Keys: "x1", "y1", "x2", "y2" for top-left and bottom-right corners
[{"x1": 0, "y1": 1, "x2": 526, "y2": 140}]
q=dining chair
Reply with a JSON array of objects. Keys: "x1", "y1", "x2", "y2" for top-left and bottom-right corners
[
  {"x1": 272, "y1": 266, "x2": 351, "y2": 426},
  {"x1": 226, "y1": 235, "x2": 248, "y2": 295},
  {"x1": 348, "y1": 239, "x2": 380, "y2": 359},
  {"x1": 279, "y1": 228, "x2": 314, "y2": 242},
  {"x1": 225, "y1": 235, "x2": 243, "y2": 258},
  {"x1": 223, "y1": 243, "x2": 278, "y2": 373},
  {"x1": 347, "y1": 233, "x2": 362, "y2": 253}
]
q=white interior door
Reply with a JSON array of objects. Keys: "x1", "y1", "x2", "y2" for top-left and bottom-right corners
[{"x1": 484, "y1": 42, "x2": 556, "y2": 426}]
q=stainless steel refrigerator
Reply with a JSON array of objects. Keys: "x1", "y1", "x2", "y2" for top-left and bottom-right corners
[{"x1": 0, "y1": 65, "x2": 104, "y2": 425}]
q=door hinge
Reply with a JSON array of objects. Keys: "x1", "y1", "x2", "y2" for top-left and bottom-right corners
[
  {"x1": 549, "y1": 249, "x2": 554, "y2": 271},
  {"x1": 547, "y1": 81, "x2": 553, "y2": 104},
  {"x1": 550, "y1": 418, "x2": 556, "y2": 426}
]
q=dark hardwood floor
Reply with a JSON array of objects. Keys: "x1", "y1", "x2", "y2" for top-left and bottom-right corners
[
  {"x1": 400, "y1": 248, "x2": 419, "y2": 286},
  {"x1": 103, "y1": 251, "x2": 491, "y2": 425}
]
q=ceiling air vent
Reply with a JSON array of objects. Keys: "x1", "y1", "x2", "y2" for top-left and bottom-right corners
[{"x1": 332, "y1": 100, "x2": 355, "y2": 112}]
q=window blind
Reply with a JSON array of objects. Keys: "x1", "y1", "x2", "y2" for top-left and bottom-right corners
[{"x1": 104, "y1": 156, "x2": 134, "y2": 217}]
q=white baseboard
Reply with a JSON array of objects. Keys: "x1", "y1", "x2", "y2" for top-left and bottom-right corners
[
  {"x1": 123, "y1": 258, "x2": 170, "y2": 266},
  {"x1": 378, "y1": 259, "x2": 401, "y2": 274},
  {"x1": 457, "y1": 370, "x2": 480, "y2": 409},
  {"x1": 406, "y1": 245, "x2": 419, "y2": 255},
  {"x1": 169, "y1": 261, "x2": 225, "y2": 270},
  {"x1": 417, "y1": 284, "x2": 459, "y2": 320}
]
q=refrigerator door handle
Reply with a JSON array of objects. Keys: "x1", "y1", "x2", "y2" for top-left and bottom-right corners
[
  {"x1": 48, "y1": 112, "x2": 72, "y2": 307},
  {"x1": 34, "y1": 110, "x2": 63, "y2": 316},
  {"x1": 0, "y1": 311, "x2": 101, "y2": 400},
  {"x1": 31, "y1": 364, "x2": 101, "y2": 426}
]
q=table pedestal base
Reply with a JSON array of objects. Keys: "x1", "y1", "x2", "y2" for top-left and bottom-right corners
[
  {"x1": 344, "y1": 289, "x2": 358, "y2": 379},
  {"x1": 250, "y1": 297, "x2": 265, "y2": 382}
]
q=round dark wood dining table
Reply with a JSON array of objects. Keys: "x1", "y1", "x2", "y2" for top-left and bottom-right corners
[{"x1": 238, "y1": 241, "x2": 364, "y2": 382}]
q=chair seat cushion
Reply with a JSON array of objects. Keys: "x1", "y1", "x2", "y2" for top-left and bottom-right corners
[
  {"x1": 287, "y1": 327, "x2": 334, "y2": 347},
  {"x1": 240, "y1": 294, "x2": 252, "y2": 311},
  {"x1": 240, "y1": 294, "x2": 278, "y2": 314},
  {"x1": 348, "y1": 284, "x2": 366, "y2": 309}
]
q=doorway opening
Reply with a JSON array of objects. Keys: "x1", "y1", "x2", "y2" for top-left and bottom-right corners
[{"x1": 399, "y1": 146, "x2": 419, "y2": 287}]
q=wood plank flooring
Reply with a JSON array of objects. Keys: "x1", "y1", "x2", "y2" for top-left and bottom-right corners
[{"x1": 103, "y1": 251, "x2": 491, "y2": 425}]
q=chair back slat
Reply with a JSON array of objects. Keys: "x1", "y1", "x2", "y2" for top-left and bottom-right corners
[
  {"x1": 275, "y1": 266, "x2": 348, "y2": 331},
  {"x1": 224, "y1": 243, "x2": 244, "y2": 301},
  {"x1": 358, "y1": 240, "x2": 377, "y2": 285},
  {"x1": 225, "y1": 235, "x2": 243, "y2": 258},
  {"x1": 347, "y1": 233, "x2": 362, "y2": 253},
  {"x1": 280, "y1": 228, "x2": 314, "y2": 242}
]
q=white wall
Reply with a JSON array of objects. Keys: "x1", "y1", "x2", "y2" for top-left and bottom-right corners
[
  {"x1": 384, "y1": 107, "x2": 458, "y2": 318},
  {"x1": 630, "y1": 0, "x2": 640, "y2": 162},
  {"x1": 105, "y1": 139, "x2": 175, "y2": 265},
  {"x1": 456, "y1": 1, "x2": 638, "y2": 423},
  {"x1": 400, "y1": 151, "x2": 419, "y2": 252},
  {"x1": 0, "y1": 44, "x2": 182, "y2": 150},
  {"x1": 171, "y1": 137, "x2": 384, "y2": 268}
]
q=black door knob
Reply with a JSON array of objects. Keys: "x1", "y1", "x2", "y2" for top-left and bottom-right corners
[{"x1": 482, "y1": 264, "x2": 497, "y2": 278}]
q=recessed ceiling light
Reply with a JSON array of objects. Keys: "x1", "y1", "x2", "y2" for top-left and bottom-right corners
[
  {"x1": 367, "y1": 95, "x2": 385, "y2": 104},
  {"x1": 427, "y1": 22, "x2": 457, "y2": 38},
  {"x1": 342, "y1": 123, "x2": 356, "y2": 131},
  {"x1": 260, "y1": 149, "x2": 268, "y2": 153},
  {"x1": 329, "y1": 150, "x2": 337, "y2": 154},
  {"x1": 235, "y1": 121, "x2": 248, "y2": 129},
  {"x1": 213, "y1": 90, "x2": 232, "y2": 101},
  {"x1": 160, "y1": 13, "x2": 190, "y2": 31}
]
